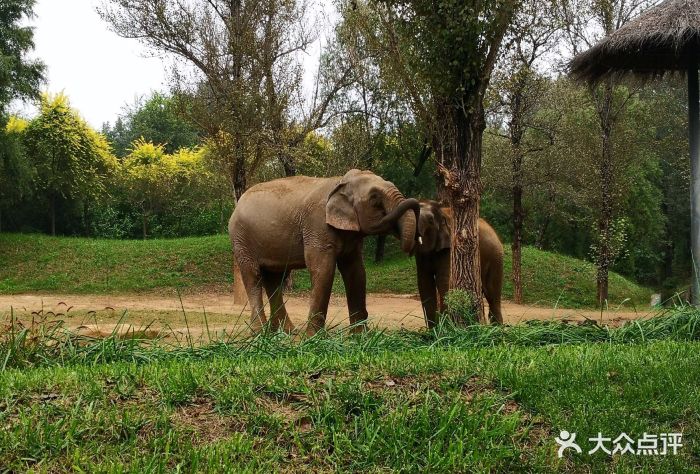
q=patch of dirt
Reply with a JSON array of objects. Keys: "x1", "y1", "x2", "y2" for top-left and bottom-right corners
[
  {"x1": 75, "y1": 324, "x2": 162, "y2": 340},
  {"x1": 170, "y1": 397, "x2": 244, "y2": 445},
  {"x1": 257, "y1": 392, "x2": 313, "y2": 433},
  {"x1": 0, "y1": 292, "x2": 656, "y2": 341}
]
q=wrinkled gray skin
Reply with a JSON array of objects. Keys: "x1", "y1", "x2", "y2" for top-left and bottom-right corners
[
  {"x1": 416, "y1": 200, "x2": 504, "y2": 327},
  {"x1": 229, "y1": 169, "x2": 420, "y2": 336}
]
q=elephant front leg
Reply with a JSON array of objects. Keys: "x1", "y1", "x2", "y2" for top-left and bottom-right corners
[
  {"x1": 416, "y1": 256, "x2": 438, "y2": 328},
  {"x1": 434, "y1": 250, "x2": 451, "y2": 316},
  {"x1": 305, "y1": 252, "x2": 337, "y2": 337},
  {"x1": 338, "y1": 252, "x2": 368, "y2": 333}
]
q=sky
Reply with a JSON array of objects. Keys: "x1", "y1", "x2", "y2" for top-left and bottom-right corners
[
  {"x1": 19, "y1": 0, "x2": 168, "y2": 128},
  {"x1": 18, "y1": 0, "x2": 333, "y2": 129}
]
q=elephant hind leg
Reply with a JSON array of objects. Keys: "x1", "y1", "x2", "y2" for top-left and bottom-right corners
[
  {"x1": 262, "y1": 270, "x2": 295, "y2": 334},
  {"x1": 484, "y1": 260, "x2": 504, "y2": 325},
  {"x1": 236, "y1": 257, "x2": 267, "y2": 332}
]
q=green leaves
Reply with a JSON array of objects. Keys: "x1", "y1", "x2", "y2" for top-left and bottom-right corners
[
  {"x1": 120, "y1": 139, "x2": 217, "y2": 237},
  {"x1": 23, "y1": 93, "x2": 115, "y2": 203},
  {"x1": 0, "y1": 0, "x2": 45, "y2": 113}
]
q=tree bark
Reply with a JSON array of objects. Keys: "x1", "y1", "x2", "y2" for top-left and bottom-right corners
[
  {"x1": 536, "y1": 186, "x2": 556, "y2": 249},
  {"x1": 142, "y1": 212, "x2": 148, "y2": 240},
  {"x1": 280, "y1": 153, "x2": 297, "y2": 177},
  {"x1": 510, "y1": 82, "x2": 525, "y2": 305},
  {"x1": 231, "y1": 151, "x2": 247, "y2": 202},
  {"x1": 512, "y1": 179, "x2": 524, "y2": 304},
  {"x1": 50, "y1": 194, "x2": 56, "y2": 237},
  {"x1": 438, "y1": 104, "x2": 485, "y2": 323},
  {"x1": 413, "y1": 141, "x2": 432, "y2": 177},
  {"x1": 374, "y1": 235, "x2": 386, "y2": 263}
]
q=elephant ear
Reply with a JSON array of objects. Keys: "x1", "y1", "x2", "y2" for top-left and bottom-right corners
[
  {"x1": 326, "y1": 181, "x2": 360, "y2": 232},
  {"x1": 437, "y1": 207, "x2": 452, "y2": 251}
]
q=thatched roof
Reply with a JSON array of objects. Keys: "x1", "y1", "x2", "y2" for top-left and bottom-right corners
[{"x1": 569, "y1": 0, "x2": 700, "y2": 83}]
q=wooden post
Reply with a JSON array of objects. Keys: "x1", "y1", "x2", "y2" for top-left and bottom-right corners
[{"x1": 689, "y1": 59, "x2": 700, "y2": 305}]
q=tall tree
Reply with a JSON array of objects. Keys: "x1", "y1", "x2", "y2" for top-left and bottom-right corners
[
  {"x1": 487, "y1": 0, "x2": 559, "y2": 304},
  {"x1": 100, "y1": 0, "x2": 349, "y2": 199},
  {"x1": 341, "y1": 0, "x2": 517, "y2": 321},
  {"x1": 0, "y1": 0, "x2": 44, "y2": 231},
  {"x1": 103, "y1": 92, "x2": 200, "y2": 157},
  {"x1": 0, "y1": 117, "x2": 32, "y2": 232},
  {"x1": 24, "y1": 94, "x2": 116, "y2": 235},
  {"x1": 558, "y1": 0, "x2": 652, "y2": 305},
  {"x1": 0, "y1": 0, "x2": 44, "y2": 112}
]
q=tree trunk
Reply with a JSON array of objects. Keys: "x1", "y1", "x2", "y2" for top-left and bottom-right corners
[
  {"x1": 50, "y1": 194, "x2": 56, "y2": 237},
  {"x1": 280, "y1": 153, "x2": 297, "y2": 177},
  {"x1": 83, "y1": 201, "x2": 90, "y2": 236},
  {"x1": 283, "y1": 272, "x2": 294, "y2": 291},
  {"x1": 536, "y1": 186, "x2": 556, "y2": 249},
  {"x1": 536, "y1": 215, "x2": 550, "y2": 250},
  {"x1": 142, "y1": 212, "x2": 148, "y2": 240},
  {"x1": 510, "y1": 85, "x2": 525, "y2": 305},
  {"x1": 231, "y1": 151, "x2": 247, "y2": 202},
  {"x1": 512, "y1": 179, "x2": 524, "y2": 304},
  {"x1": 596, "y1": 80, "x2": 614, "y2": 306},
  {"x1": 220, "y1": 199, "x2": 226, "y2": 233},
  {"x1": 413, "y1": 141, "x2": 432, "y2": 177},
  {"x1": 374, "y1": 235, "x2": 386, "y2": 263},
  {"x1": 661, "y1": 200, "x2": 674, "y2": 283},
  {"x1": 438, "y1": 104, "x2": 485, "y2": 323}
]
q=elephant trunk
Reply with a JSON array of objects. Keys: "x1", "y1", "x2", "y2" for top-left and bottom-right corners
[
  {"x1": 397, "y1": 204, "x2": 419, "y2": 254},
  {"x1": 367, "y1": 188, "x2": 419, "y2": 254}
]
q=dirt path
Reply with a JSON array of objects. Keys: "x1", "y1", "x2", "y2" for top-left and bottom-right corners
[{"x1": 0, "y1": 292, "x2": 655, "y2": 340}]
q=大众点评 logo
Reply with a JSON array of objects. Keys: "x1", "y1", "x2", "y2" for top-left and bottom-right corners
[{"x1": 555, "y1": 431, "x2": 682, "y2": 457}]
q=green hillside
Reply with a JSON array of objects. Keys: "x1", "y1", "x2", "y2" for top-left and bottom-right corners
[{"x1": 0, "y1": 233, "x2": 650, "y2": 308}]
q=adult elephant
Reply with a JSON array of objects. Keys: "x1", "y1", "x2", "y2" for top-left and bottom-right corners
[
  {"x1": 415, "y1": 200, "x2": 504, "y2": 327},
  {"x1": 229, "y1": 169, "x2": 420, "y2": 336}
]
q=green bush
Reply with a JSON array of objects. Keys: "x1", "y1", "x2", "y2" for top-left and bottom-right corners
[{"x1": 443, "y1": 289, "x2": 478, "y2": 325}]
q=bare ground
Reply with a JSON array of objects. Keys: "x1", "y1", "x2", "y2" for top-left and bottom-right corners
[{"x1": 0, "y1": 291, "x2": 656, "y2": 341}]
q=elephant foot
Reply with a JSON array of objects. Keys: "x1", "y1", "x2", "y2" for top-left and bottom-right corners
[
  {"x1": 349, "y1": 324, "x2": 367, "y2": 335},
  {"x1": 280, "y1": 317, "x2": 296, "y2": 335},
  {"x1": 248, "y1": 315, "x2": 268, "y2": 334}
]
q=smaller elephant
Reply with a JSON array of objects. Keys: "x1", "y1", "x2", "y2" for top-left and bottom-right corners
[{"x1": 415, "y1": 200, "x2": 504, "y2": 326}]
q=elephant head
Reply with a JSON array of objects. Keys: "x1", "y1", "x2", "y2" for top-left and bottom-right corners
[
  {"x1": 416, "y1": 200, "x2": 451, "y2": 255},
  {"x1": 326, "y1": 169, "x2": 420, "y2": 254}
]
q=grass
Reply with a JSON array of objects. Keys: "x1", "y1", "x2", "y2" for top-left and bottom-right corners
[
  {"x1": 1, "y1": 309, "x2": 700, "y2": 471},
  {"x1": 0, "y1": 232, "x2": 650, "y2": 308}
]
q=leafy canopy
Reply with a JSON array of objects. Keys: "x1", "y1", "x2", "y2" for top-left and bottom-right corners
[
  {"x1": 0, "y1": 0, "x2": 44, "y2": 112},
  {"x1": 24, "y1": 93, "x2": 116, "y2": 202}
]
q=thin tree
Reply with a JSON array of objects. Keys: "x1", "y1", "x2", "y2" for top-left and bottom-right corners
[
  {"x1": 488, "y1": 0, "x2": 560, "y2": 303},
  {"x1": 558, "y1": 0, "x2": 652, "y2": 305}
]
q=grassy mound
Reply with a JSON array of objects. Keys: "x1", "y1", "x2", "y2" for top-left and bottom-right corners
[
  {"x1": 0, "y1": 233, "x2": 650, "y2": 308},
  {"x1": 1, "y1": 310, "x2": 699, "y2": 472}
]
